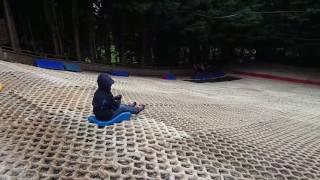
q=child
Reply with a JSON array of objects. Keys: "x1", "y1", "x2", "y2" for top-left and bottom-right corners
[{"x1": 92, "y1": 73, "x2": 145, "y2": 121}]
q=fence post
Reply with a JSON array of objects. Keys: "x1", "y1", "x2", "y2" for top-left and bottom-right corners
[{"x1": 0, "y1": 47, "x2": 8, "y2": 60}]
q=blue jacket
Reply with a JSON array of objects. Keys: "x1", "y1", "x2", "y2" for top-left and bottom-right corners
[{"x1": 92, "y1": 73, "x2": 120, "y2": 120}]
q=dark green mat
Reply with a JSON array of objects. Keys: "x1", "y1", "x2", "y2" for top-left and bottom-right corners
[{"x1": 184, "y1": 76, "x2": 241, "y2": 83}]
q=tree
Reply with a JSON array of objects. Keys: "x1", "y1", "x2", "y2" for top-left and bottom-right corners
[
  {"x1": 2, "y1": 0, "x2": 20, "y2": 50},
  {"x1": 43, "y1": 0, "x2": 64, "y2": 55},
  {"x1": 2, "y1": 0, "x2": 320, "y2": 66},
  {"x1": 72, "y1": 0, "x2": 81, "y2": 60}
]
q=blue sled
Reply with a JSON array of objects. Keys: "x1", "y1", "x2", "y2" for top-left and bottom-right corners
[{"x1": 88, "y1": 112, "x2": 132, "y2": 127}]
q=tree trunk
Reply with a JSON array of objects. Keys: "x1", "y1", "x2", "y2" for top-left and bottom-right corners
[
  {"x1": 221, "y1": 44, "x2": 235, "y2": 68},
  {"x1": 56, "y1": 8, "x2": 64, "y2": 55},
  {"x1": 72, "y1": 0, "x2": 81, "y2": 60},
  {"x1": 87, "y1": 3, "x2": 96, "y2": 62},
  {"x1": 190, "y1": 44, "x2": 199, "y2": 64},
  {"x1": 141, "y1": 27, "x2": 151, "y2": 67},
  {"x1": 89, "y1": 28, "x2": 96, "y2": 61},
  {"x1": 43, "y1": 0, "x2": 59, "y2": 54},
  {"x1": 118, "y1": 14, "x2": 129, "y2": 65},
  {"x1": 100, "y1": 0, "x2": 112, "y2": 64},
  {"x1": 105, "y1": 31, "x2": 111, "y2": 64},
  {"x1": 43, "y1": 0, "x2": 61, "y2": 55},
  {"x1": 3, "y1": 0, "x2": 20, "y2": 50},
  {"x1": 27, "y1": 18, "x2": 36, "y2": 51}
]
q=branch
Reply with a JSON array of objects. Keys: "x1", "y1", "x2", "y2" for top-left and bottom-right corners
[{"x1": 196, "y1": 10, "x2": 310, "y2": 19}]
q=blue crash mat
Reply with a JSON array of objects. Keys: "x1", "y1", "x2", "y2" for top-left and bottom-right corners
[
  {"x1": 107, "y1": 70, "x2": 129, "y2": 77},
  {"x1": 163, "y1": 73, "x2": 176, "y2": 80},
  {"x1": 192, "y1": 71, "x2": 225, "y2": 80},
  {"x1": 35, "y1": 59, "x2": 65, "y2": 70},
  {"x1": 88, "y1": 112, "x2": 132, "y2": 127},
  {"x1": 65, "y1": 63, "x2": 81, "y2": 72}
]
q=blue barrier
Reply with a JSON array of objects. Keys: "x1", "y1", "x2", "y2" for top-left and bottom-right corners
[
  {"x1": 163, "y1": 73, "x2": 176, "y2": 80},
  {"x1": 35, "y1": 59, "x2": 65, "y2": 70},
  {"x1": 88, "y1": 112, "x2": 132, "y2": 127},
  {"x1": 107, "y1": 70, "x2": 129, "y2": 77},
  {"x1": 65, "y1": 63, "x2": 81, "y2": 72},
  {"x1": 192, "y1": 71, "x2": 225, "y2": 80}
]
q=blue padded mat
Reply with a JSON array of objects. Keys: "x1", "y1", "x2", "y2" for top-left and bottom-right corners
[
  {"x1": 107, "y1": 70, "x2": 129, "y2": 77},
  {"x1": 65, "y1": 63, "x2": 81, "y2": 72},
  {"x1": 192, "y1": 71, "x2": 225, "y2": 80},
  {"x1": 88, "y1": 112, "x2": 132, "y2": 127},
  {"x1": 163, "y1": 73, "x2": 176, "y2": 80},
  {"x1": 35, "y1": 59, "x2": 65, "y2": 70}
]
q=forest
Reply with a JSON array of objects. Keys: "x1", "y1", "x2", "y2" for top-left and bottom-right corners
[{"x1": 1, "y1": 0, "x2": 320, "y2": 67}]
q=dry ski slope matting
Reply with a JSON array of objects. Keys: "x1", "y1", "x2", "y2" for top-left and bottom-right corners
[{"x1": 0, "y1": 60, "x2": 320, "y2": 180}]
